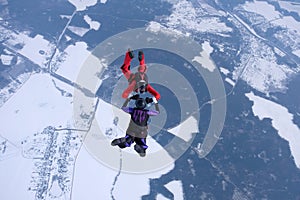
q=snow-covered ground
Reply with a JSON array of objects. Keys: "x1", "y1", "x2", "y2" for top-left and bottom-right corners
[
  {"x1": 55, "y1": 42, "x2": 91, "y2": 82},
  {"x1": 165, "y1": 0, "x2": 232, "y2": 36},
  {"x1": 0, "y1": 73, "x2": 74, "y2": 140},
  {"x1": 242, "y1": 1, "x2": 300, "y2": 34},
  {"x1": 0, "y1": 71, "x2": 31, "y2": 107},
  {"x1": 230, "y1": 0, "x2": 300, "y2": 94},
  {"x1": 240, "y1": 0, "x2": 300, "y2": 58},
  {"x1": 192, "y1": 41, "x2": 216, "y2": 72},
  {"x1": 278, "y1": 1, "x2": 300, "y2": 14},
  {"x1": 231, "y1": 13, "x2": 266, "y2": 41},
  {"x1": 72, "y1": 146, "x2": 177, "y2": 200},
  {"x1": 68, "y1": 0, "x2": 108, "y2": 11},
  {"x1": 0, "y1": 54, "x2": 14, "y2": 65},
  {"x1": 220, "y1": 67, "x2": 230, "y2": 76},
  {"x1": 225, "y1": 77, "x2": 235, "y2": 87},
  {"x1": 156, "y1": 180, "x2": 184, "y2": 200},
  {"x1": 246, "y1": 92, "x2": 300, "y2": 169},
  {"x1": 2, "y1": 29, "x2": 54, "y2": 68},
  {"x1": 68, "y1": 0, "x2": 98, "y2": 11},
  {"x1": 232, "y1": 37, "x2": 294, "y2": 94},
  {"x1": 0, "y1": 150, "x2": 35, "y2": 199},
  {"x1": 242, "y1": 1, "x2": 281, "y2": 22},
  {"x1": 65, "y1": 14, "x2": 101, "y2": 37},
  {"x1": 84, "y1": 15, "x2": 101, "y2": 31},
  {"x1": 0, "y1": 73, "x2": 76, "y2": 199},
  {"x1": 18, "y1": 35, "x2": 54, "y2": 67}
]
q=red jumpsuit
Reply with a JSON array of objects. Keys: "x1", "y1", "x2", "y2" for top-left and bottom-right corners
[{"x1": 120, "y1": 51, "x2": 161, "y2": 100}]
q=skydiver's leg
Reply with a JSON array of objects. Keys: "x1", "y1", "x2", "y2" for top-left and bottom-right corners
[
  {"x1": 137, "y1": 50, "x2": 147, "y2": 73},
  {"x1": 111, "y1": 134, "x2": 134, "y2": 148},
  {"x1": 121, "y1": 50, "x2": 134, "y2": 80},
  {"x1": 147, "y1": 84, "x2": 161, "y2": 100},
  {"x1": 134, "y1": 137, "x2": 148, "y2": 157},
  {"x1": 135, "y1": 138, "x2": 148, "y2": 149},
  {"x1": 138, "y1": 50, "x2": 145, "y2": 66}
]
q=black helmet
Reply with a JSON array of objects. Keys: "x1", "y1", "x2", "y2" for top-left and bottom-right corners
[
  {"x1": 137, "y1": 80, "x2": 147, "y2": 93},
  {"x1": 135, "y1": 98, "x2": 146, "y2": 109}
]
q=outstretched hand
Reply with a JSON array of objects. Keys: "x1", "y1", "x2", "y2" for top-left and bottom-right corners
[
  {"x1": 145, "y1": 97, "x2": 153, "y2": 104},
  {"x1": 152, "y1": 97, "x2": 158, "y2": 104},
  {"x1": 145, "y1": 97, "x2": 158, "y2": 104},
  {"x1": 130, "y1": 94, "x2": 140, "y2": 100}
]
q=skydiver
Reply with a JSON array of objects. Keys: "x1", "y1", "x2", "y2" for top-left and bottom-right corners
[
  {"x1": 111, "y1": 95, "x2": 160, "y2": 157},
  {"x1": 120, "y1": 49, "x2": 161, "y2": 101}
]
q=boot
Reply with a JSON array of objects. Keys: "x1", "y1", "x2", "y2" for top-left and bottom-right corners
[{"x1": 134, "y1": 144, "x2": 146, "y2": 157}]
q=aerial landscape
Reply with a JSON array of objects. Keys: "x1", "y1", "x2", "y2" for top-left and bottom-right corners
[{"x1": 0, "y1": 0, "x2": 300, "y2": 199}]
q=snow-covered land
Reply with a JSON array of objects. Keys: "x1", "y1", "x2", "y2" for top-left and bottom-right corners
[
  {"x1": 165, "y1": 0, "x2": 232, "y2": 36},
  {"x1": 54, "y1": 42, "x2": 91, "y2": 82},
  {"x1": 246, "y1": 92, "x2": 300, "y2": 168},
  {"x1": 0, "y1": 73, "x2": 79, "y2": 199},
  {"x1": 192, "y1": 41, "x2": 216, "y2": 72}
]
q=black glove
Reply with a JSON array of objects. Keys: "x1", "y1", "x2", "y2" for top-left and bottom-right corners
[
  {"x1": 145, "y1": 97, "x2": 153, "y2": 104},
  {"x1": 130, "y1": 94, "x2": 140, "y2": 100}
]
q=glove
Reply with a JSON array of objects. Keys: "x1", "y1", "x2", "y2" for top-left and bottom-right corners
[
  {"x1": 127, "y1": 92, "x2": 134, "y2": 99},
  {"x1": 145, "y1": 97, "x2": 153, "y2": 104},
  {"x1": 130, "y1": 94, "x2": 140, "y2": 100},
  {"x1": 152, "y1": 97, "x2": 158, "y2": 104}
]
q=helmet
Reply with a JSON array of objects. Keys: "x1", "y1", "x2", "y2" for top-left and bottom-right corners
[
  {"x1": 135, "y1": 98, "x2": 146, "y2": 109},
  {"x1": 137, "y1": 80, "x2": 147, "y2": 93}
]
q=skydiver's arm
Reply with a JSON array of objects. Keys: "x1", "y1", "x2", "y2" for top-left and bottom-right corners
[
  {"x1": 122, "y1": 98, "x2": 130, "y2": 107},
  {"x1": 145, "y1": 97, "x2": 160, "y2": 116},
  {"x1": 147, "y1": 109, "x2": 159, "y2": 116},
  {"x1": 154, "y1": 103, "x2": 160, "y2": 113},
  {"x1": 146, "y1": 84, "x2": 161, "y2": 100},
  {"x1": 121, "y1": 98, "x2": 133, "y2": 113},
  {"x1": 122, "y1": 107, "x2": 133, "y2": 113},
  {"x1": 122, "y1": 81, "x2": 136, "y2": 99},
  {"x1": 147, "y1": 100, "x2": 160, "y2": 116}
]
